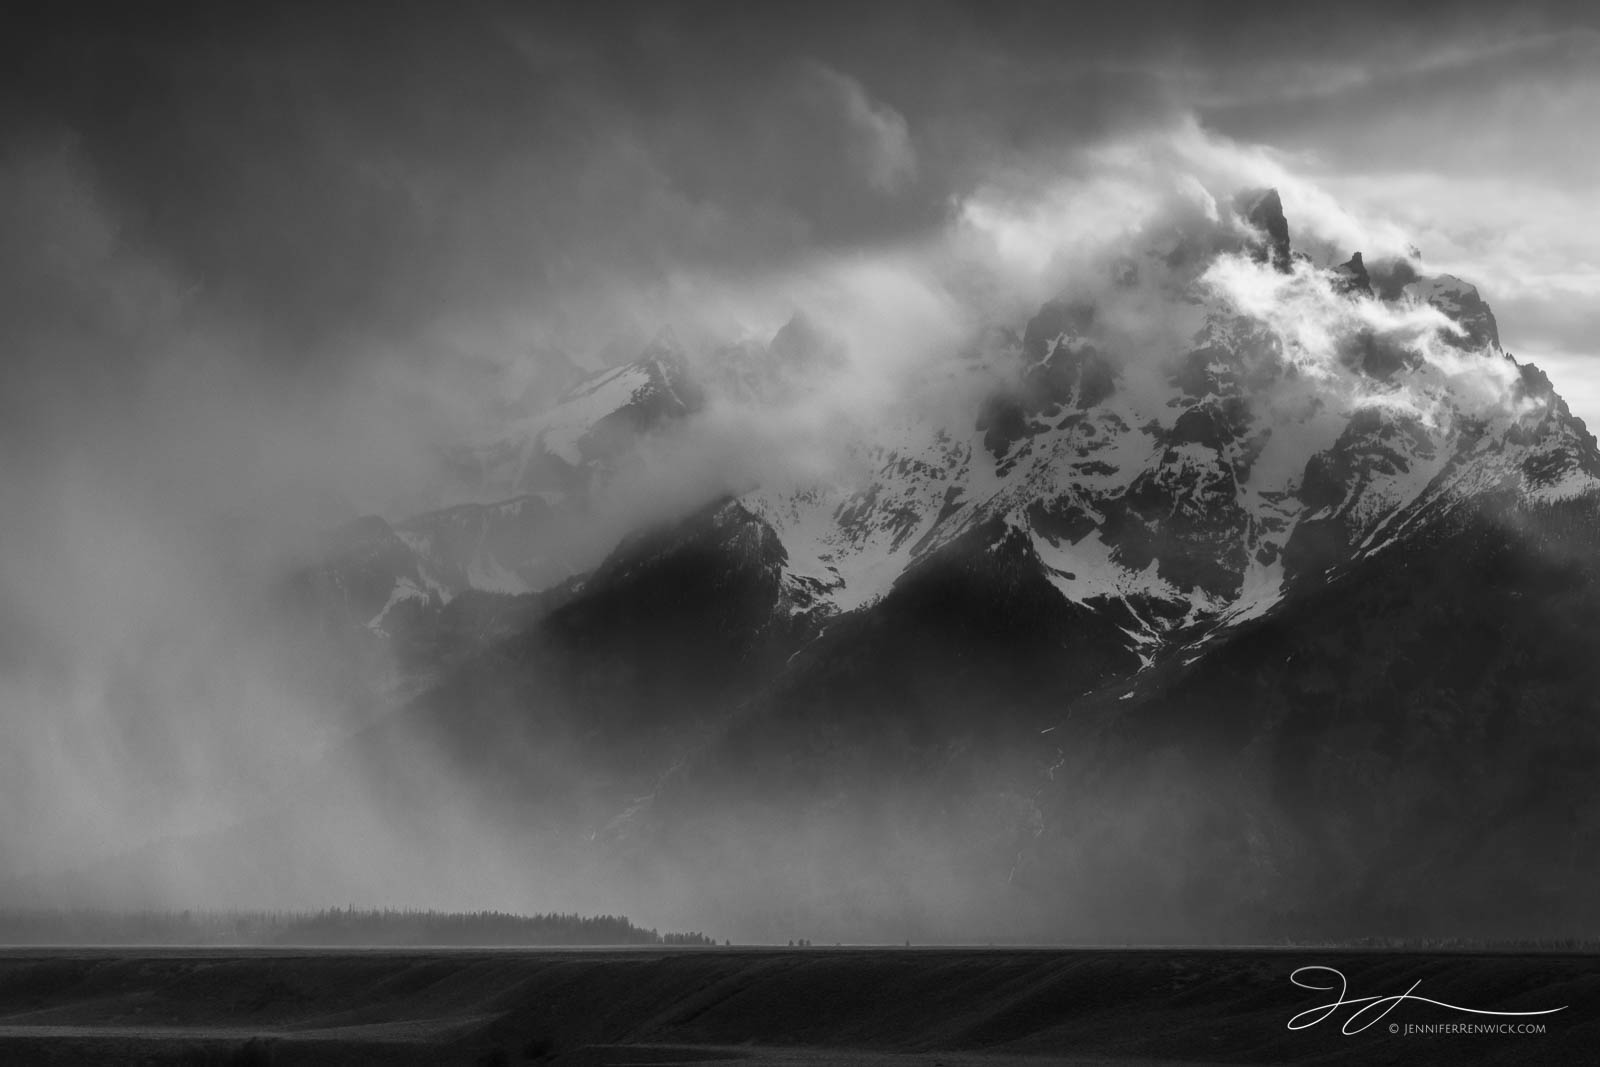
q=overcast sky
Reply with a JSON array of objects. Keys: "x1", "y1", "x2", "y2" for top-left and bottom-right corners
[{"x1": 4, "y1": 0, "x2": 1599, "y2": 505}]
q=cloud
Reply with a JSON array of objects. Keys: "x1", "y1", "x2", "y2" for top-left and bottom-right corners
[
  {"x1": 1200, "y1": 253, "x2": 1526, "y2": 424},
  {"x1": 1300, "y1": 168, "x2": 1600, "y2": 423},
  {"x1": 803, "y1": 65, "x2": 918, "y2": 192}
]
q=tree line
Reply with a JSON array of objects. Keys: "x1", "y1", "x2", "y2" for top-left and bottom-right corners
[{"x1": 0, "y1": 907, "x2": 719, "y2": 947}]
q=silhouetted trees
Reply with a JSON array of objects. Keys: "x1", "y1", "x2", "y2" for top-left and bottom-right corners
[
  {"x1": 0, "y1": 908, "x2": 719, "y2": 947},
  {"x1": 660, "y1": 930, "x2": 716, "y2": 946}
]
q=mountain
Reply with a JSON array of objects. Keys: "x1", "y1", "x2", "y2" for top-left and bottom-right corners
[
  {"x1": 726, "y1": 194, "x2": 1596, "y2": 645},
  {"x1": 456, "y1": 331, "x2": 706, "y2": 500},
  {"x1": 287, "y1": 337, "x2": 718, "y2": 694},
  {"x1": 704, "y1": 311, "x2": 849, "y2": 405},
  {"x1": 265, "y1": 187, "x2": 1600, "y2": 940}
]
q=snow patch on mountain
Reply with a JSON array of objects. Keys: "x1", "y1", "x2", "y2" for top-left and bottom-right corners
[
  {"x1": 1526, "y1": 467, "x2": 1600, "y2": 503},
  {"x1": 536, "y1": 363, "x2": 656, "y2": 465},
  {"x1": 367, "y1": 577, "x2": 432, "y2": 635}
]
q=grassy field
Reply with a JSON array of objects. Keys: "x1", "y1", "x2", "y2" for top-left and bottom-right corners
[{"x1": 0, "y1": 946, "x2": 1592, "y2": 1064}]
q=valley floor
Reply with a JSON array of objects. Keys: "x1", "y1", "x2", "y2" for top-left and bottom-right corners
[{"x1": 0, "y1": 946, "x2": 1592, "y2": 1065}]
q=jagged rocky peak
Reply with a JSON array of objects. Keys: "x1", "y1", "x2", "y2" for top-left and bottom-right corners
[
  {"x1": 580, "y1": 494, "x2": 836, "y2": 631},
  {"x1": 769, "y1": 310, "x2": 837, "y2": 368},
  {"x1": 1365, "y1": 253, "x2": 1421, "y2": 301},
  {"x1": 291, "y1": 513, "x2": 448, "y2": 635},
  {"x1": 1332, "y1": 251, "x2": 1372, "y2": 296},
  {"x1": 1238, "y1": 187, "x2": 1292, "y2": 272},
  {"x1": 900, "y1": 191, "x2": 1588, "y2": 625},
  {"x1": 591, "y1": 496, "x2": 785, "y2": 586},
  {"x1": 946, "y1": 186, "x2": 1564, "y2": 623},
  {"x1": 630, "y1": 328, "x2": 706, "y2": 409},
  {"x1": 1404, "y1": 274, "x2": 1501, "y2": 350},
  {"x1": 1509, "y1": 359, "x2": 1582, "y2": 422},
  {"x1": 1341, "y1": 247, "x2": 1500, "y2": 351},
  {"x1": 1500, "y1": 359, "x2": 1600, "y2": 494}
]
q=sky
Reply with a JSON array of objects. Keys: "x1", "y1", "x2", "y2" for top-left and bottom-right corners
[
  {"x1": 1, "y1": 0, "x2": 1599, "y2": 909},
  {"x1": 5, "y1": 1, "x2": 1599, "y2": 471}
]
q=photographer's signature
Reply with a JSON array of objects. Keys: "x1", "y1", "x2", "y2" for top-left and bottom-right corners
[{"x1": 1287, "y1": 965, "x2": 1566, "y2": 1035}]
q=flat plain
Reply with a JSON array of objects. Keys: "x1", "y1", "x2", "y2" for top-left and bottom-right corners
[{"x1": 0, "y1": 947, "x2": 1593, "y2": 1065}]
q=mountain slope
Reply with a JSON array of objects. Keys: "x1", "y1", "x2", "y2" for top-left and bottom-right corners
[{"x1": 1019, "y1": 489, "x2": 1600, "y2": 938}]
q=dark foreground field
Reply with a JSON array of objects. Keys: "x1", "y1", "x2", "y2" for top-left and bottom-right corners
[{"x1": 0, "y1": 947, "x2": 1593, "y2": 1065}]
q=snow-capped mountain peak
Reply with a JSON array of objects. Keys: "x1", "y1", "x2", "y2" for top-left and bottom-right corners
[{"x1": 732, "y1": 188, "x2": 1600, "y2": 660}]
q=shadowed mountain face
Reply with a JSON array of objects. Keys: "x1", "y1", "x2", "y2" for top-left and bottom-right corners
[
  {"x1": 1022, "y1": 492, "x2": 1600, "y2": 939},
  {"x1": 359, "y1": 498, "x2": 828, "y2": 810},
  {"x1": 177, "y1": 188, "x2": 1600, "y2": 940}
]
